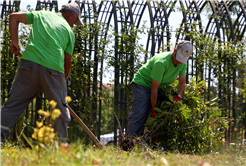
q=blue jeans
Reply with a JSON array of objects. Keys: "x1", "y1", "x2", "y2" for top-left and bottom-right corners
[{"x1": 128, "y1": 83, "x2": 162, "y2": 137}]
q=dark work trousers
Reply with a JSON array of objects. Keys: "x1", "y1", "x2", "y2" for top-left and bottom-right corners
[
  {"x1": 127, "y1": 83, "x2": 163, "y2": 137},
  {"x1": 1, "y1": 60, "x2": 71, "y2": 143}
]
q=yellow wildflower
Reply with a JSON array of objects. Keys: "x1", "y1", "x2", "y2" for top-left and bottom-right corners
[
  {"x1": 49, "y1": 133, "x2": 55, "y2": 139},
  {"x1": 45, "y1": 126, "x2": 51, "y2": 132},
  {"x1": 36, "y1": 121, "x2": 43, "y2": 128},
  {"x1": 49, "y1": 100, "x2": 57, "y2": 109},
  {"x1": 31, "y1": 133, "x2": 36, "y2": 140},
  {"x1": 32, "y1": 128, "x2": 39, "y2": 140},
  {"x1": 65, "y1": 96, "x2": 72, "y2": 103},
  {"x1": 35, "y1": 145, "x2": 39, "y2": 151},
  {"x1": 44, "y1": 111, "x2": 51, "y2": 118},
  {"x1": 38, "y1": 109, "x2": 45, "y2": 115},
  {"x1": 37, "y1": 136, "x2": 44, "y2": 143},
  {"x1": 51, "y1": 109, "x2": 61, "y2": 120},
  {"x1": 44, "y1": 136, "x2": 49, "y2": 144},
  {"x1": 38, "y1": 127, "x2": 45, "y2": 138}
]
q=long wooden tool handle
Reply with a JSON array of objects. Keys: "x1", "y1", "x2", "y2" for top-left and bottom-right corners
[{"x1": 67, "y1": 105, "x2": 104, "y2": 147}]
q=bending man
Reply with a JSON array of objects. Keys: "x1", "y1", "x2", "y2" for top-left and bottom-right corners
[{"x1": 128, "y1": 40, "x2": 193, "y2": 137}]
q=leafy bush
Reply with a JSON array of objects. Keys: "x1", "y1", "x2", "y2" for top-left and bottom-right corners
[{"x1": 144, "y1": 77, "x2": 229, "y2": 154}]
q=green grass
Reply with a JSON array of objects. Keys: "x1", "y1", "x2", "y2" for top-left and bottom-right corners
[{"x1": 1, "y1": 142, "x2": 246, "y2": 166}]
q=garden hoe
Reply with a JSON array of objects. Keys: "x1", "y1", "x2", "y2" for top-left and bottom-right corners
[{"x1": 65, "y1": 104, "x2": 104, "y2": 148}]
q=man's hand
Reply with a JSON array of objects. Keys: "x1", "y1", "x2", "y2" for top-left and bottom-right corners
[
  {"x1": 10, "y1": 42, "x2": 20, "y2": 55},
  {"x1": 173, "y1": 95, "x2": 181, "y2": 102},
  {"x1": 151, "y1": 109, "x2": 156, "y2": 117}
]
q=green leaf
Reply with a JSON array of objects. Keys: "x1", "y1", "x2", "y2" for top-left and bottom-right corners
[
  {"x1": 198, "y1": 80, "x2": 206, "y2": 85},
  {"x1": 160, "y1": 101, "x2": 165, "y2": 109},
  {"x1": 183, "y1": 108, "x2": 191, "y2": 112},
  {"x1": 211, "y1": 97, "x2": 218, "y2": 102},
  {"x1": 154, "y1": 107, "x2": 162, "y2": 113},
  {"x1": 210, "y1": 102, "x2": 217, "y2": 106},
  {"x1": 166, "y1": 101, "x2": 173, "y2": 105},
  {"x1": 162, "y1": 105, "x2": 170, "y2": 110},
  {"x1": 179, "y1": 104, "x2": 187, "y2": 110},
  {"x1": 153, "y1": 121, "x2": 158, "y2": 127},
  {"x1": 149, "y1": 117, "x2": 156, "y2": 125},
  {"x1": 156, "y1": 111, "x2": 168, "y2": 118},
  {"x1": 168, "y1": 94, "x2": 174, "y2": 102},
  {"x1": 180, "y1": 108, "x2": 191, "y2": 120}
]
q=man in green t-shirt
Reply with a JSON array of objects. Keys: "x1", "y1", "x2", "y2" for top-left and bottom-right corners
[
  {"x1": 128, "y1": 40, "x2": 193, "y2": 137},
  {"x1": 1, "y1": 3, "x2": 83, "y2": 143}
]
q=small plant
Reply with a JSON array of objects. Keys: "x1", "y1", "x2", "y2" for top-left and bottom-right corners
[
  {"x1": 31, "y1": 100, "x2": 60, "y2": 150},
  {"x1": 31, "y1": 97, "x2": 72, "y2": 150}
]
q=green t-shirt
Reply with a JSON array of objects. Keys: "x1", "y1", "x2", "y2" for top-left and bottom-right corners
[
  {"x1": 21, "y1": 11, "x2": 75, "y2": 73},
  {"x1": 132, "y1": 52, "x2": 187, "y2": 89}
]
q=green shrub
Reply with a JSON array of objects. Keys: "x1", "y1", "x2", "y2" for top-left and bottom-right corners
[{"x1": 145, "y1": 77, "x2": 229, "y2": 154}]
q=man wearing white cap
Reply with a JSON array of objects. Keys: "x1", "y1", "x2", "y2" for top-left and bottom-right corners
[
  {"x1": 128, "y1": 40, "x2": 193, "y2": 137},
  {"x1": 1, "y1": 3, "x2": 83, "y2": 143}
]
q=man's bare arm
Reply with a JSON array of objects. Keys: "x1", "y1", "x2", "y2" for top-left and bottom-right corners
[
  {"x1": 9, "y1": 12, "x2": 27, "y2": 54},
  {"x1": 151, "y1": 79, "x2": 161, "y2": 110},
  {"x1": 177, "y1": 75, "x2": 186, "y2": 96},
  {"x1": 64, "y1": 52, "x2": 72, "y2": 80}
]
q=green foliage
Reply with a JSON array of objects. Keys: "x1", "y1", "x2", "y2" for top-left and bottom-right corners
[{"x1": 145, "y1": 77, "x2": 229, "y2": 154}]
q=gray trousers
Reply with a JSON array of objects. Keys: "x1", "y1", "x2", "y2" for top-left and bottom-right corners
[
  {"x1": 1, "y1": 60, "x2": 71, "y2": 143},
  {"x1": 128, "y1": 83, "x2": 162, "y2": 137}
]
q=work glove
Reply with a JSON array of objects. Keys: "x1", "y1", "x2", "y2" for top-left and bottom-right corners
[
  {"x1": 151, "y1": 109, "x2": 156, "y2": 117},
  {"x1": 173, "y1": 95, "x2": 181, "y2": 102}
]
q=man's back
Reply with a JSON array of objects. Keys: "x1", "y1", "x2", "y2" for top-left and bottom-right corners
[
  {"x1": 21, "y1": 11, "x2": 75, "y2": 73},
  {"x1": 132, "y1": 52, "x2": 187, "y2": 89}
]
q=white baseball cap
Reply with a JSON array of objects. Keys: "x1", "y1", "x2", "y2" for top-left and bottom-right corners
[
  {"x1": 175, "y1": 40, "x2": 193, "y2": 64},
  {"x1": 62, "y1": 2, "x2": 83, "y2": 26}
]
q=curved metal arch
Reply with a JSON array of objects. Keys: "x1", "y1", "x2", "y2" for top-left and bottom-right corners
[
  {"x1": 227, "y1": 0, "x2": 246, "y2": 41},
  {"x1": 0, "y1": 0, "x2": 21, "y2": 19},
  {"x1": 36, "y1": 0, "x2": 58, "y2": 12},
  {"x1": 78, "y1": 0, "x2": 98, "y2": 22},
  {"x1": 175, "y1": 0, "x2": 204, "y2": 85},
  {"x1": 112, "y1": 0, "x2": 134, "y2": 35},
  {"x1": 110, "y1": 0, "x2": 136, "y2": 144},
  {"x1": 130, "y1": 1, "x2": 147, "y2": 28},
  {"x1": 96, "y1": 0, "x2": 146, "y2": 39},
  {"x1": 199, "y1": 1, "x2": 234, "y2": 43},
  {"x1": 97, "y1": 1, "x2": 114, "y2": 28},
  {"x1": 93, "y1": 0, "x2": 113, "y2": 138},
  {"x1": 0, "y1": 0, "x2": 21, "y2": 76},
  {"x1": 76, "y1": 1, "x2": 138, "y2": 138},
  {"x1": 176, "y1": 0, "x2": 203, "y2": 41},
  {"x1": 145, "y1": 1, "x2": 175, "y2": 60}
]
